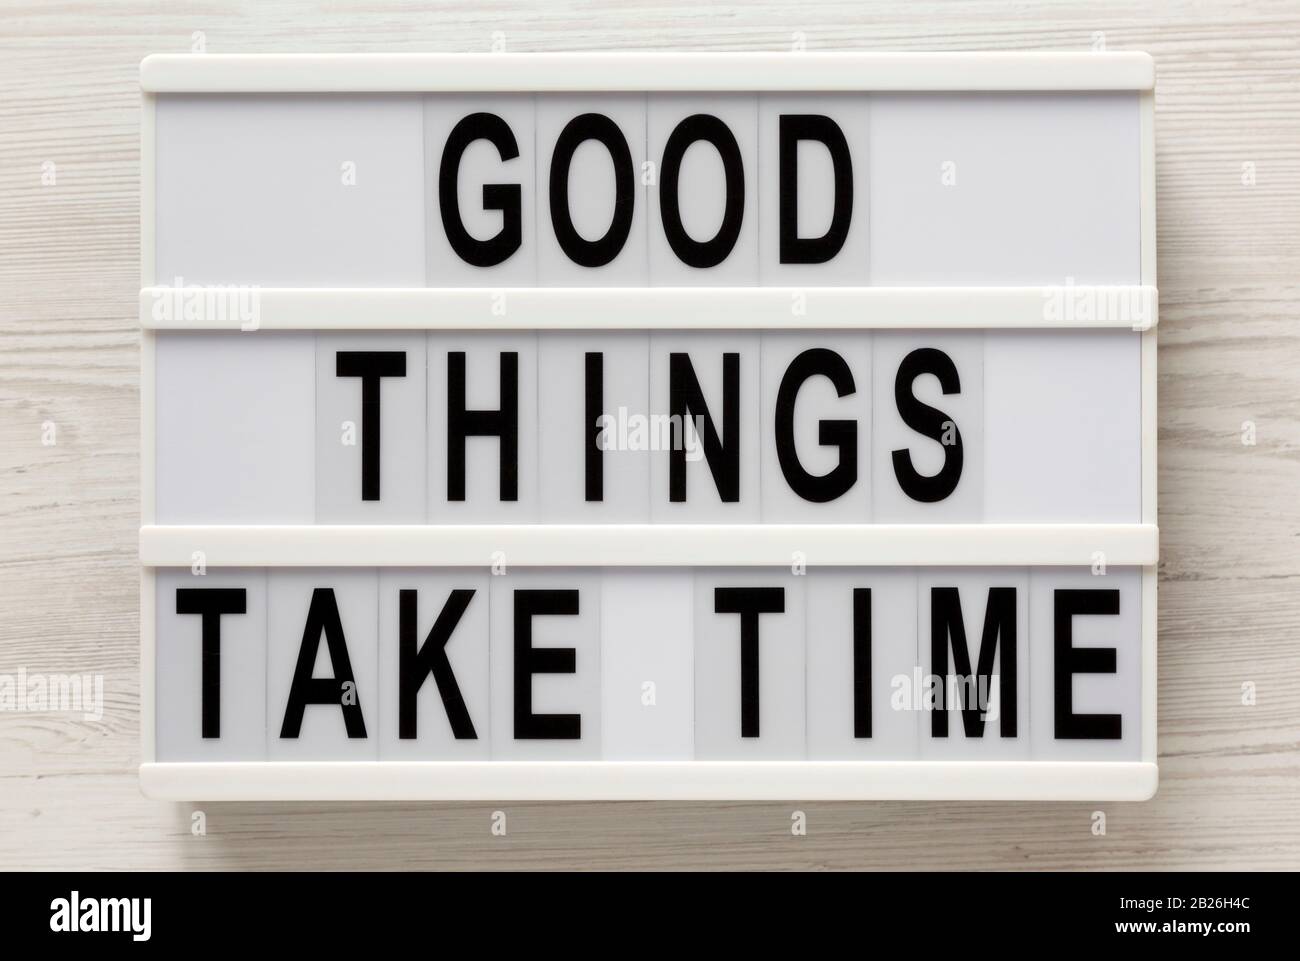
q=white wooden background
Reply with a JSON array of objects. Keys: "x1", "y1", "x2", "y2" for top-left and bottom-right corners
[{"x1": 2, "y1": 0, "x2": 1298, "y2": 870}]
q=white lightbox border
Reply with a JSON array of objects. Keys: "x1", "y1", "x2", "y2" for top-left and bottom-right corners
[
  {"x1": 139, "y1": 286, "x2": 1158, "y2": 331},
  {"x1": 140, "y1": 524, "x2": 1158, "y2": 568},
  {"x1": 139, "y1": 761, "x2": 1159, "y2": 802},
  {"x1": 139, "y1": 53, "x2": 1159, "y2": 801},
  {"x1": 139, "y1": 51, "x2": 1155, "y2": 93}
]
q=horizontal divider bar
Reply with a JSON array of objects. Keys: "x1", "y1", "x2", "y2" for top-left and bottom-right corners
[
  {"x1": 140, "y1": 285, "x2": 1158, "y2": 331},
  {"x1": 140, "y1": 52, "x2": 1156, "y2": 94},
  {"x1": 140, "y1": 523, "x2": 1159, "y2": 568},
  {"x1": 139, "y1": 760, "x2": 1160, "y2": 801}
]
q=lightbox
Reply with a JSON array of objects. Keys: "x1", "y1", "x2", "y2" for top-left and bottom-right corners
[{"x1": 139, "y1": 52, "x2": 1158, "y2": 800}]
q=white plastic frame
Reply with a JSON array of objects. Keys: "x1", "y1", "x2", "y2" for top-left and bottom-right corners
[
  {"x1": 140, "y1": 286, "x2": 1157, "y2": 332},
  {"x1": 139, "y1": 52, "x2": 1158, "y2": 801}
]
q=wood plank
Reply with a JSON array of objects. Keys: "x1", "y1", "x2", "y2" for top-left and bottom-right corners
[{"x1": 1, "y1": 0, "x2": 1298, "y2": 869}]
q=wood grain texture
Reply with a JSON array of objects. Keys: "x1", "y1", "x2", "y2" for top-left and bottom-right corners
[{"x1": 2, "y1": 0, "x2": 1299, "y2": 870}]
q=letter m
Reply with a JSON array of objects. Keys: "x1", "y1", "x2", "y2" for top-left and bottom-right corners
[
  {"x1": 930, "y1": 586, "x2": 1017, "y2": 738},
  {"x1": 101, "y1": 898, "x2": 130, "y2": 932}
]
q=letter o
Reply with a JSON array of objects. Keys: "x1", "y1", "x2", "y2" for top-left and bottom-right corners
[
  {"x1": 659, "y1": 114, "x2": 745, "y2": 269},
  {"x1": 549, "y1": 113, "x2": 635, "y2": 268}
]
